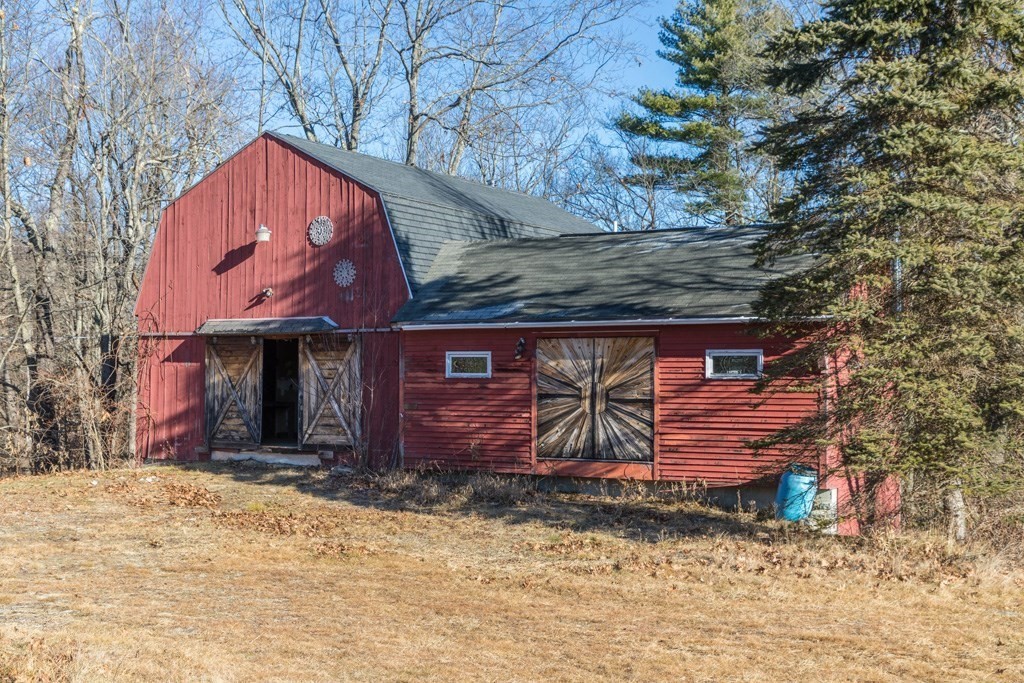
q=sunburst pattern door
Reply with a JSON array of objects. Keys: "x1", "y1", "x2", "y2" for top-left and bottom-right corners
[{"x1": 536, "y1": 337, "x2": 654, "y2": 461}]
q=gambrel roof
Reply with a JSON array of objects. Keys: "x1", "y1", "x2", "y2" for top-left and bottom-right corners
[
  {"x1": 393, "y1": 226, "x2": 799, "y2": 326},
  {"x1": 270, "y1": 133, "x2": 597, "y2": 291}
]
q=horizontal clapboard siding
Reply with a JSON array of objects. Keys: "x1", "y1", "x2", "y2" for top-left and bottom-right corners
[
  {"x1": 655, "y1": 325, "x2": 818, "y2": 485},
  {"x1": 402, "y1": 330, "x2": 534, "y2": 473},
  {"x1": 400, "y1": 325, "x2": 819, "y2": 484}
]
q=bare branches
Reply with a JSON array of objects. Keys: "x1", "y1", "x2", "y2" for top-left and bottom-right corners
[
  {"x1": 221, "y1": 0, "x2": 394, "y2": 149},
  {"x1": 394, "y1": 0, "x2": 638, "y2": 169},
  {"x1": 219, "y1": 0, "x2": 640, "y2": 178},
  {"x1": 0, "y1": 0, "x2": 238, "y2": 471}
]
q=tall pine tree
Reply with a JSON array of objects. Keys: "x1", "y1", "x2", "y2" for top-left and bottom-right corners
[
  {"x1": 617, "y1": 0, "x2": 787, "y2": 225},
  {"x1": 756, "y1": 0, "x2": 1024, "y2": 537}
]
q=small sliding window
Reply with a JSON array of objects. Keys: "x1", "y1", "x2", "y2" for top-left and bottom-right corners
[
  {"x1": 445, "y1": 351, "x2": 492, "y2": 378},
  {"x1": 705, "y1": 349, "x2": 763, "y2": 379}
]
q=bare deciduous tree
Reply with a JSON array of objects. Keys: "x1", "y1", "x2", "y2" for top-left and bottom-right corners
[
  {"x1": 220, "y1": 0, "x2": 640, "y2": 185},
  {"x1": 557, "y1": 128, "x2": 690, "y2": 232},
  {"x1": 0, "y1": 0, "x2": 238, "y2": 471},
  {"x1": 392, "y1": 0, "x2": 636, "y2": 171},
  {"x1": 221, "y1": 0, "x2": 394, "y2": 149}
]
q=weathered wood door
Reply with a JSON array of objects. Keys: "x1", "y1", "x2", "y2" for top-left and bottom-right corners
[
  {"x1": 300, "y1": 335, "x2": 361, "y2": 448},
  {"x1": 205, "y1": 337, "x2": 263, "y2": 447},
  {"x1": 536, "y1": 337, "x2": 654, "y2": 461}
]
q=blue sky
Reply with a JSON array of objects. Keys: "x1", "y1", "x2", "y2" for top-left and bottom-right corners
[{"x1": 610, "y1": 0, "x2": 680, "y2": 109}]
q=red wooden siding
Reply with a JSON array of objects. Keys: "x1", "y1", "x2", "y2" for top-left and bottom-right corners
[
  {"x1": 136, "y1": 135, "x2": 408, "y2": 463},
  {"x1": 136, "y1": 336, "x2": 206, "y2": 461},
  {"x1": 136, "y1": 135, "x2": 407, "y2": 332},
  {"x1": 400, "y1": 325, "x2": 820, "y2": 485},
  {"x1": 361, "y1": 332, "x2": 402, "y2": 467},
  {"x1": 401, "y1": 330, "x2": 535, "y2": 474},
  {"x1": 656, "y1": 325, "x2": 818, "y2": 485}
]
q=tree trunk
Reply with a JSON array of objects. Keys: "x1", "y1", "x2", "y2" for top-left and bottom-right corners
[
  {"x1": 405, "y1": 60, "x2": 421, "y2": 166},
  {"x1": 945, "y1": 482, "x2": 967, "y2": 544}
]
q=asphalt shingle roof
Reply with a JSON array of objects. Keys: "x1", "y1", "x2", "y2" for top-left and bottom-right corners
[
  {"x1": 392, "y1": 226, "x2": 796, "y2": 325},
  {"x1": 196, "y1": 317, "x2": 339, "y2": 335},
  {"x1": 270, "y1": 133, "x2": 597, "y2": 291}
]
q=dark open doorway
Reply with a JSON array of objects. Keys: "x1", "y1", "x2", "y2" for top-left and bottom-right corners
[{"x1": 262, "y1": 339, "x2": 299, "y2": 446}]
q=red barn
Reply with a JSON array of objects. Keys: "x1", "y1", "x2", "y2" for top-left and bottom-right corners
[
  {"x1": 135, "y1": 132, "x2": 593, "y2": 467},
  {"x1": 136, "y1": 133, "x2": 874, "y2": 533}
]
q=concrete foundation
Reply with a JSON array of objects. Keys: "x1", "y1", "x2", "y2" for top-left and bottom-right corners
[{"x1": 211, "y1": 450, "x2": 323, "y2": 467}]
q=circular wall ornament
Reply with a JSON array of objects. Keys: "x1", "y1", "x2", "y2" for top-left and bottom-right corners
[
  {"x1": 308, "y1": 216, "x2": 334, "y2": 246},
  {"x1": 333, "y1": 259, "x2": 356, "y2": 288}
]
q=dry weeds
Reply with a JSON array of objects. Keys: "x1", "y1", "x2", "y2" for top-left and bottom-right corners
[{"x1": 0, "y1": 464, "x2": 1021, "y2": 682}]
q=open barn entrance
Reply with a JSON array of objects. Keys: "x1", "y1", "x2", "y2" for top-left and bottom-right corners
[
  {"x1": 262, "y1": 339, "x2": 300, "y2": 446},
  {"x1": 202, "y1": 320, "x2": 361, "y2": 455}
]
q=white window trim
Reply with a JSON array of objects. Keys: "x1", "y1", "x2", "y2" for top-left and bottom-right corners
[
  {"x1": 445, "y1": 351, "x2": 492, "y2": 378},
  {"x1": 705, "y1": 349, "x2": 763, "y2": 380}
]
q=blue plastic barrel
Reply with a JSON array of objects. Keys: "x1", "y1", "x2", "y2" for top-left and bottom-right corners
[{"x1": 775, "y1": 464, "x2": 818, "y2": 522}]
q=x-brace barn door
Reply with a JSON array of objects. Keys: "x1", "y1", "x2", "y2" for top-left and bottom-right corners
[
  {"x1": 536, "y1": 337, "x2": 654, "y2": 461},
  {"x1": 205, "y1": 337, "x2": 263, "y2": 447},
  {"x1": 300, "y1": 335, "x2": 361, "y2": 448}
]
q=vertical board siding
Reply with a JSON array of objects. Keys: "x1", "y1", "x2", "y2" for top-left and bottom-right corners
[
  {"x1": 136, "y1": 136, "x2": 407, "y2": 331},
  {"x1": 136, "y1": 135, "x2": 408, "y2": 461},
  {"x1": 401, "y1": 325, "x2": 819, "y2": 485},
  {"x1": 136, "y1": 336, "x2": 205, "y2": 461},
  {"x1": 361, "y1": 332, "x2": 401, "y2": 468}
]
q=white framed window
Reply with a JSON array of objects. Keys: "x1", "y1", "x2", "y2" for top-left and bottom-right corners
[
  {"x1": 705, "y1": 349, "x2": 763, "y2": 379},
  {"x1": 445, "y1": 351, "x2": 492, "y2": 378}
]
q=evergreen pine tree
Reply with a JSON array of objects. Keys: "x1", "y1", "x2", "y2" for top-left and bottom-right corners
[
  {"x1": 617, "y1": 0, "x2": 787, "y2": 225},
  {"x1": 755, "y1": 0, "x2": 1024, "y2": 537}
]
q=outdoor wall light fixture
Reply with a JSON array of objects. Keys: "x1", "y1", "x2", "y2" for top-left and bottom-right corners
[
  {"x1": 255, "y1": 224, "x2": 272, "y2": 243},
  {"x1": 514, "y1": 337, "x2": 526, "y2": 360},
  {"x1": 261, "y1": 287, "x2": 274, "y2": 298}
]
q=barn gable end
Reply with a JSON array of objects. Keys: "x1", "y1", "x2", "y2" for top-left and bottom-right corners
[
  {"x1": 136, "y1": 134, "x2": 408, "y2": 334},
  {"x1": 135, "y1": 134, "x2": 410, "y2": 465}
]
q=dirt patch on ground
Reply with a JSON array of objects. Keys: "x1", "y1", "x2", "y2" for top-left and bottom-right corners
[{"x1": 0, "y1": 463, "x2": 1021, "y2": 682}]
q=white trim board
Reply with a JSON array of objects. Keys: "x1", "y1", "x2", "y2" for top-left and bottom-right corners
[
  {"x1": 445, "y1": 350, "x2": 492, "y2": 378},
  {"x1": 705, "y1": 349, "x2": 764, "y2": 380}
]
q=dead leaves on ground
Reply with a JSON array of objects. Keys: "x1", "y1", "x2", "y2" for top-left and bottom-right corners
[
  {"x1": 98, "y1": 474, "x2": 359, "y2": 557},
  {"x1": 92, "y1": 469, "x2": 997, "y2": 586},
  {"x1": 512, "y1": 529, "x2": 983, "y2": 585},
  {"x1": 103, "y1": 478, "x2": 220, "y2": 509},
  {"x1": 211, "y1": 508, "x2": 339, "y2": 538},
  {"x1": 312, "y1": 540, "x2": 381, "y2": 558}
]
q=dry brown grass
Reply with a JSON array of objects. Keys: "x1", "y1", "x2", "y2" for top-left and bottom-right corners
[{"x1": 0, "y1": 464, "x2": 1021, "y2": 682}]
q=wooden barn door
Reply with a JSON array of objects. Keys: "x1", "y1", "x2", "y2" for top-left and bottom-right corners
[
  {"x1": 205, "y1": 337, "x2": 263, "y2": 447},
  {"x1": 536, "y1": 337, "x2": 654, "y2": 461},
  {"x1": 300, "y1": 335, "x2": 361, "y2": 448}
]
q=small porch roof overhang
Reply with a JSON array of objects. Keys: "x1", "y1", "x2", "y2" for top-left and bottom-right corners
[{"x1": 195, "y1": 316, "x2": 340, "y2": 336}]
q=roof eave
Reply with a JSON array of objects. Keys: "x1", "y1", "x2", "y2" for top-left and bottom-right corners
[
  {"x1": 393, "y1": 315, "x2": 831, "y2": 330},
  {"x1": 393, "y1": 316, "x2": 761, "y2": 330}
]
